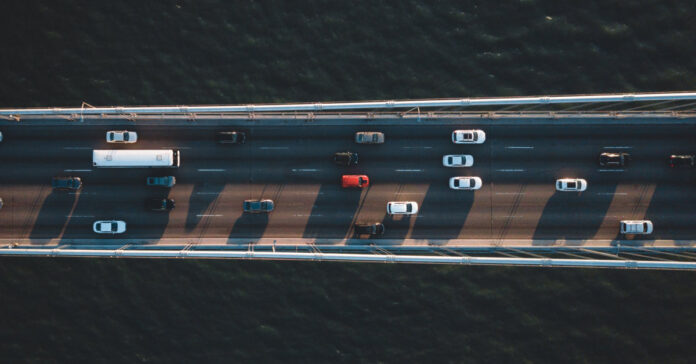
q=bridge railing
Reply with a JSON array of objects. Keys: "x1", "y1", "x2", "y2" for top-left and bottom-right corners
[
  {"x1": 2, "y1": 91, "x2": 696, "y2": 120},
  {"x1": 3, "y1": 243, "x2": 696, "y2": 270}
]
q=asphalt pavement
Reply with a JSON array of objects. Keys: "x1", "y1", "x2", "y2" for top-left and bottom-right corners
[{"x1": 1, "y1": 119, "x2": 695, "y2": 245}]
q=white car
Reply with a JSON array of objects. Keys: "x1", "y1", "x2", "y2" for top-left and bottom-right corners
[
  {"x1": 93, "y1": 220, "x2": 126, "y2": 234},
  {"x1": 387, "y1": 201, "x2": 419, "y2": 215},
  {"x1": 442, "y1": 154, "x2": 473, "y2": 167},
  {"x1": 620, "y1": 220, "x2": 653, "y2": 235},
  {"x1": 555, "y1": 178, "x2": 587, "y2": 192},
  {"x1": 449, "y1": 176, "x2": 482, "y2": 190},
  {"x1": 106, "y1": 130, "x2": 138, "y2": 143},
  {"x1": 452, "y1": 129, "x2": 486, "y2": 144}
]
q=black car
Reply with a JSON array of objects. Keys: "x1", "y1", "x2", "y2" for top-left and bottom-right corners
[
  {"x1": 354, "y1": 222, "x2": 385, "y2": 236},
  {"x1": 145, "y1": 198, "x2": 175, "y2": 211},
  {"x1": 216, "y1": 131, "x2": 246, "y2": 144},
  {"x1": 599, "y1": 152, "x2": 630, "y2": 167},
  {"x1": 333, "y1": 151, "x2": 358, "y2": 166},
  {"x1": 243, "y1": 199, "x2": 274, "y2": 213},
  {"x1": 669, "y1": 154, "x2": 695, "y2": 168},
  {"x1": 52, "y1": 176, "x2": 83, "y2": 191}
]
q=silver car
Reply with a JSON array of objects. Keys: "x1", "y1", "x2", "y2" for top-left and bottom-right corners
[
  {"x1": 93, "y1": 220, "x2": 126, "y2": 234},
  {"x1": 106, "y1": 130, "x2": 138, "y2": 143},
  {"x1": 449, "y1": 176, "x2": 482, "y2": 190},
  {"x1": 355, "y1": 131, "x2": 385, "y2": 144},
  {"x1": 387, "y1": 201, "x2": 418, "y2": 215},
  {"x1": 442, "y1": 155, "x2": 474, "y2": 167},
  {"x1": 452, "y1": 129, "x2": 486, "y2": 144}
]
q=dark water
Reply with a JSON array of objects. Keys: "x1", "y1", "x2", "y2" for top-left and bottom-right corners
[{"x1": 1, "y1": 1, "x2": 696, "y2": 362}]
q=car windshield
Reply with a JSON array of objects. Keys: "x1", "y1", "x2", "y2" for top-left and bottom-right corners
[
  {"x1": 643, "y1": 223, "x2": 648, "y2": 230},
  {"x1": 124, "y1": 133, "x2": 129, "y2": 141},
  {"x1": 406, "y1": 204, "x2": 412, "y2": 212},
  {"x1": 447, "y1": 157, "x2": 453, "y2": 164},
  {"x1": 109, "y1": 223, "x2": 116, "y2": 231},
  {"x1": 372, "y1": 134, "x2": 379, "y2": 142},
  {"x1": 109, "y1": 132, "x2": 114, "y2": 140},
  {"x1": 472, "y1": 133, "x2": 478, "y2": 141}
]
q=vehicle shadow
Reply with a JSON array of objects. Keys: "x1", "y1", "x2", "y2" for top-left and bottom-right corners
[
  {"x1": 532, "y1": 184, "x2": 617, "y2": 243},
  {"x1": 303, "y1": 184, "x2": 362, "y2": 239},
  {"x1": 185, "y1": 183, "x2": 224, "y2": 232},
  {"x1": 29, "y1": 189, "x2": 75, "y2": 243},
  {"x1": 411, "y1": 184, "x2": 474, "y2": 239},
  {"x1": 229, "y1": 212, "x2": 269, "y2": 240}
]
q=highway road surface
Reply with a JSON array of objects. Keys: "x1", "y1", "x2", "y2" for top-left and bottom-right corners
[{"x1": 0, "y1": 117, "x2": 695, "y2": 246}]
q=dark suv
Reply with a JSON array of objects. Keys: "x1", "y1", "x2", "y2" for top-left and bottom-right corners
[
  {"x1": 599, "y1": 152, "x2": 630, "y2": 167},
  {"x1": 243, "y1": 199, "x2": 274, "y2": 213},
  {"x1": 52, "y1": 176, "x2": 82, "y2": 191},
  {"x1": 145, "y1": 198, "x2": 175, "y2": 211},
  {"x1": 333, "y1": 151, "x2": 358, "y2": 166},
  {"x1": 669, "y1": 154, "x2": 695, "y2": 168},
  {"x1": 354, "y1": 222, "x2": 385, "y2": 236},
  {"x1": 216, "y1": 131, "x2": 246, "y2": 144}
]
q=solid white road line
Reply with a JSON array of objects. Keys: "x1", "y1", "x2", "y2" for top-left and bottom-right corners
[
  {"x1": 496, "y1": 169, "x2": 525, "y2": 172},
  {"x1": 198, "y1": 169, "x2": 225, "y2": 172},
  {"x1": 196, "y1": 214, "x2": 223, "y2": 217},
  {"x1": 64, "y1": 169, "x2": 92, "y2": 172},
  {"x1": 395, "y1": 169, "x2": 423, "y2": 172},
  {"x1": 603, "y1": 146, "x2": 632, "y2": 149},
  {"x1": 505, "y1": 146, "x2": 534, "y2": 149},
  {"x1": 598, "y1": 169, "x2": 624, "y2": 172},
  {"x1": 292, "y1": 169, "x2": 319, "y2": 172}
]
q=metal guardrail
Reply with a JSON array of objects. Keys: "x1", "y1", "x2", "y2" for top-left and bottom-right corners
[
  {"x1": 3, "y1": 245, "x2": 696, "y2": 270},
  {"x1": 2, "y1": 91, "x2": 696, "y2": 116}
]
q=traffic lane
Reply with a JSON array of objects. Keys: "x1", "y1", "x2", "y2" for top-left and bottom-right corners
[
  {"x1": 1, "y1": 121, "x2": 693, "y2": 143},
  {"x1": 489, "y1": 122, "x2": 696, "y2": 139}
]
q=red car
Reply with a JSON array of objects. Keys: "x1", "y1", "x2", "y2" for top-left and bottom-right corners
[{"x1": 341, "y1": 175, "x2": 369, "y2": 188}]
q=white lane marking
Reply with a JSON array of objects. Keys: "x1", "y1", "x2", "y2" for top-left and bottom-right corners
[
  {"x1": 505, "y1": 146, "x2": 534, "y2": 149},
  {"x1": 63, "y1": 147, "x2": 91, "y2": 150},
  {"x1": 64, "y1": 169, "x2": 92, "y2": 172},
  {"x1": 67, "y1": 215, "x2": 94, "y2": 218},
  {"x1": 496, "y1": 169, "x2": 525, "y2": 172},
  {"x1": 402, "y1": 146, "x2": 433, "y2": 149},
  {"x1": 596, "y1": 192, "x2": 628, "y2": 195},
  {"x1": 260, "y1": 147, "x2": 289, "y2": 150},
  {"x1": 598, "y1": 169, "x2": 624, "y2": 172},
  {"x1": 292, "y1": 169, "x2": 319, "y2": 172},
  {"x1": 395, "y1": 169, "x2": 423, "y2": 172},
  {"x1": 196, "y1": 214, "x2": 223, "y2": 217},
  {"x1": 603, "y1": 146, "x2": 632, "y2": 149},
  {"x1": 495, "y1": 192, "x2": 526, "y2": 195},
  {"x1": 198, "y1": 169, "x2": 225, "y2": 172},
  {"x1": 501, "y1": 215, "x2": 523, "y2": 218},
  {"x1": 294, "y1": 214, "x2": 323, "y2": 217}
]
